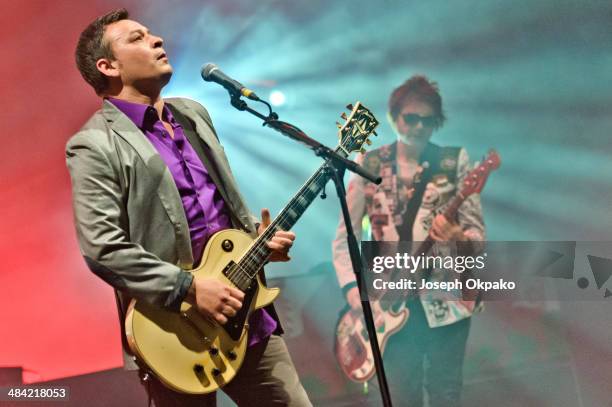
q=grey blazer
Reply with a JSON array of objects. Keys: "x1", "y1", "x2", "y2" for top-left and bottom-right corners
[{"x1": 66, "y1": 97, "x2": 280, "y2": 370}]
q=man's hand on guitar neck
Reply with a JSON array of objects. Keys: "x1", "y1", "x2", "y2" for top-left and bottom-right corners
[
  {"x1": 187, "y1": 278, "x2": 244, "y2": 325},
  {"x1": 429, "y1": 214, "x2": 468, "y2": 242},
  {"x1": 258, "y1": 208, "x2": 296, "y2": 262},
  {"x1": 430, "y1": 214, "x2": 481, "y2": 256}
]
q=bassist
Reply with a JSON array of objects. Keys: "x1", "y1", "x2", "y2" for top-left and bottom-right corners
[{"x1": 332, "y1": 75, "x2": 485, "y2": 407}]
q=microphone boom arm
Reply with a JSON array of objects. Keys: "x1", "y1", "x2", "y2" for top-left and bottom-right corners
[{"x1": 229, "y1": 95, "x2": 380, "y2": 184}]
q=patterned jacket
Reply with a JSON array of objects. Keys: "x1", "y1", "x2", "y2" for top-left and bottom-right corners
[{"x1": 332, "y1": 141, "x2": 485, "y2": 327}]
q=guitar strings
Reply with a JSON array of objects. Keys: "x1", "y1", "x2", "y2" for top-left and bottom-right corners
[
  {"x1": 220, "y1": 162, "x2": 331, "y2": 290},
  {"x1": 240, "y1": 166, "x2": 331, "y2": 281},
  {"x1": 236, "y1": 115, "x2": 372, "y2": 282},
  {"x1": 226, "y1": 114, "x2": 373, "y2": 288}
]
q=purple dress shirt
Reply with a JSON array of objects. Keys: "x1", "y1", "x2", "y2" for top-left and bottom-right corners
[{"x1": 108, "y1": 98, "x2": 276, "y2": 346}]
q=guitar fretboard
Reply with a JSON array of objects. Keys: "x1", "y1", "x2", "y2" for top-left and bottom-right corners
[
  {"x1": 225, "y1": 157, "x2": 337, "y2": 291},
  {"x1": 223, "y1": 103, "x2": 378, "y2": 291}
]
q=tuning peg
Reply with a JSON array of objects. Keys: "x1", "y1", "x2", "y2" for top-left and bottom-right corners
[
  {"x1": 336, "y1": 121, "x2": 342, "y2": 129},
  {"x1": 365, "y1": 139, "x2": 372, "y2": 145},
  {"x1": 346, "y1": 103, "x2": 354, "y2": 111},
  {"x1": 360, "y1": 148, "x2": 366, "y2": 153},
  {"x1": 373, "y1": 131, "x2": 378, "y2": 137},
  {"x1": 341, "y1": 112, "x2": 348, "y2": 120}
]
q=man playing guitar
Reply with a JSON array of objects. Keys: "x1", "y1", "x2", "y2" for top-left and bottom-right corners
[
  {"x1": 333, "y1": 75, "x2": 486, "y2": 407},
  {"x1": 68, "y1": 9, "x2": 311, "y2": 406}
]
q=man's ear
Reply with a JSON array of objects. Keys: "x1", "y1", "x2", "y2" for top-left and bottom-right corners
[{"x1": 96, "y1": 58, "x2": 120, "y2": 78}]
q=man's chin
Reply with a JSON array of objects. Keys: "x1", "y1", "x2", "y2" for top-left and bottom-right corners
[
  {"x1": 398, "y1": 135, "x2": 427, "y2": 147},
  {"x1": 159, "y1": 70, "x2": 173, "y2": 87}
]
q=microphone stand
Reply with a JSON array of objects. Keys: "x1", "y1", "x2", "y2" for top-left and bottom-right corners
[{"x1": 229, "y1": 94, "x2": 394, "y2": 407}]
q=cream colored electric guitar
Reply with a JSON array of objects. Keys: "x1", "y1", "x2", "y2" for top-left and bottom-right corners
[{"x1": 125, "y1": 102, "x2": 379, "y2": 394}]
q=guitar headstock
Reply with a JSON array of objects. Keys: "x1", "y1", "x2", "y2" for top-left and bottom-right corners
[
  {"x1": 461, "y1": 150, "x2": 501, "y2": 197},
  {"x1": 337, "y1": 102, "x2": 379, "y2": 157}
]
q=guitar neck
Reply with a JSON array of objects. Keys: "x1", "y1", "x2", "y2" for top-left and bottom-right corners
[
  {"x1": 413, "y1": 191, "x2": 466, "y2": 255},
  {"x1": 220, "y1": 101, "x2": 379, "y2": 291},
  {"x1": 226, "y1": 157, "x2": 337, "y2": 290}
]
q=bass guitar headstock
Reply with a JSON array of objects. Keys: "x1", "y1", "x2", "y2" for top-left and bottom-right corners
[{"x1": 461, "y1": 149, "x2": 501, "y2": 197}]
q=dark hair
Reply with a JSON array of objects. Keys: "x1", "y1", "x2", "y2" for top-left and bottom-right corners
[
  {"x1": 75, "y1": 8, "x2": 129, "y2": 95},
  {"x1": 388, "y1": 75, "x2": 446, "y2": 129}
]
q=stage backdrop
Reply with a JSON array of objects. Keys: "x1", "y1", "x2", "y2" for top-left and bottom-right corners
[{"x1": 1, "y1": 0, "x2": 611, "y2": 405}]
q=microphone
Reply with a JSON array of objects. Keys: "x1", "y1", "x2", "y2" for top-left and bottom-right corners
[{"x1": 201, "y1": 63, "x2": 260, "y2": 101}]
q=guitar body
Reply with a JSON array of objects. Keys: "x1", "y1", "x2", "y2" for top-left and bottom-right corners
[
  {"x1": 125, "y1": 229, "x2": 279, "y2": 394},
  {"x1": 334, "y1": 304, "x2": 409, "y2": 382}
]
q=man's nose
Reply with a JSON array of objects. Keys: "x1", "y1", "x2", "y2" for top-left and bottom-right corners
[{"x1": 151, "y1": 34, "x2": 164, "y2": 48}]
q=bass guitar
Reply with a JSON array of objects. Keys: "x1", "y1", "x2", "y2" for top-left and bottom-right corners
[{"x1": 334, "y1": 150, "x2": 501, "y2": 382}]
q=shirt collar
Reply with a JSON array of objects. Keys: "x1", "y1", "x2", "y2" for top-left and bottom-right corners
[{"x1": 107, "y1": 97, "x2": 178, "y2": 130}]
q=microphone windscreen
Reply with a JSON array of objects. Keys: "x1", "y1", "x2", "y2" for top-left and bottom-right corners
[{"x1": 201, "y1": 63, "x2": 218, "y2": 81}]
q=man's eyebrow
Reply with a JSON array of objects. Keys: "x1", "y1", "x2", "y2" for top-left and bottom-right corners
[{"x1": 128, "y1": 28, "x2": 150, "y2": 36}]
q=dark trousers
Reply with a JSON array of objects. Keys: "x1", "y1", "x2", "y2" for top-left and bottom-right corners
[
  {"x1": 139, "y1": 335, "x2": 311, "y2": 407},
  {"x1": 383, "y1": 300, "x2": 471, "y2": 407}
]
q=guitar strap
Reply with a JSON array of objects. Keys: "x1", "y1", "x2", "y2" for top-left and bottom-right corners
[{"x1": 395, "y1": 142, "x2": 461, "y2": 241}]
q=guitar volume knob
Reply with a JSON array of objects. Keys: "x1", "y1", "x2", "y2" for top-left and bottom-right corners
[{"x1": 221, "y1": 239, "x2": 234, "y2": 252}]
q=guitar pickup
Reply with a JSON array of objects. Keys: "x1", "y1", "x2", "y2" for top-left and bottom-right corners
[{"x1": 222, "y1": 261, "x2": 237, "y2": 279}]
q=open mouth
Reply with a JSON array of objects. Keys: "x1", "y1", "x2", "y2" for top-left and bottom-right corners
[{"x1": 157, "y1": 52, "x2": 167, "y2": 60}]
